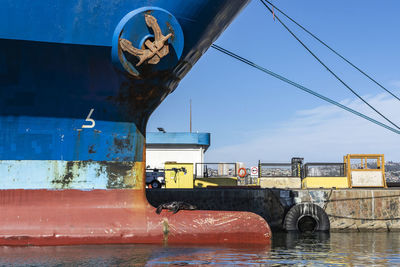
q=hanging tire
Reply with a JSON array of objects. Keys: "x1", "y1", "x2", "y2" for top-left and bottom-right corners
[{"x1": 283, "y1": 203, "x2": 330, "y2": 233}]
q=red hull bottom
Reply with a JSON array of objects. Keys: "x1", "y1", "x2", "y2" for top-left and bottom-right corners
[{"x1": 0, "y1": 189, "x2": 271, "y2": 245}]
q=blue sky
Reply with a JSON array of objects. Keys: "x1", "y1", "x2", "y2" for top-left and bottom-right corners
[{"x1": 147, "y1": 0, "x2": 400, "y2": 165}]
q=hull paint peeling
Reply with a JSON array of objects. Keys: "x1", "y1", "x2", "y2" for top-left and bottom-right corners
[{"x1": 0, "y1": 161, "x2": 142, "y2": 189}]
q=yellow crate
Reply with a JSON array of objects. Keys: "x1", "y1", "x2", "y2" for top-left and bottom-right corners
[
  {"x1": 164, "y1": 162, "x2": 194, "y2": 189},
  {"x1": 302, "y1": 177, "x2": 349, "y2": 189}
]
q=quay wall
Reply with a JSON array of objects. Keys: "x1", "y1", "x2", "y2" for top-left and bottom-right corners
[
  {"x1": 294, "y1": 189, "x2": 400, "y2": 232},
  {"x1": 259, "y1": 177, "x2": 301, "y2": 189},
  {"x1": 147, "y1": 188, "x2": 294, "y2": 231},
  {"x1": 147, "y1": 188, "x2": 400, "y2": 232}
]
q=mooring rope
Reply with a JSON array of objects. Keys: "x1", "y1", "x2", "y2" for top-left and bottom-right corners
[
  {"x1": 259, "y1": 0, "x2": 400, "y2": 131},
  {"x1": 211, "y1": 44, "x2": 400, "y2": 135},
  {"x1": 262, "y1": 0, "x2": 400, "y2": 103}
]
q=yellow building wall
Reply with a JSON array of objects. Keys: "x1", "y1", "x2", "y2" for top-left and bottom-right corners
[
  {"x1": 164, "y1": 163, "x2": 194, "y2": 189},
  {"x1": 194, "y1": 177, "x2": 237, "y2": 188},
  {"x1": 302, "y1": 177, "x2": 349, "y2": 189}
]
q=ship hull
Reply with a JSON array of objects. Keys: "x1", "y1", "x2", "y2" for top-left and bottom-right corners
[
  {"x1": 0, "y1": 189, "x2": 270, "y2": 245},
  {"x1": 0, "y1": 0, "x2": 272, "y2": 245}
]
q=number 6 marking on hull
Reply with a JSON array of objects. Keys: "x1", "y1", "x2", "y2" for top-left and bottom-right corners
[{"x1": 82, "y1": 109, "x2": 95, "y2": 129}]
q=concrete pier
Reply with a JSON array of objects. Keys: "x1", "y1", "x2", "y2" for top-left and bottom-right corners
[
  {"x1": 147, "y1": 188, "x2": 400, "y2": 232},
  {"x1": 147, "y1": 188, "x2": 294, "y2": 231},
  {"x1": 294, "y1": 189, "x2": 400, "y2": 232}
]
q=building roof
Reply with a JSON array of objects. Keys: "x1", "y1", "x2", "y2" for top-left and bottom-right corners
[{"x1": 146, "y1": 132, "x2": 210, "y2": 147}]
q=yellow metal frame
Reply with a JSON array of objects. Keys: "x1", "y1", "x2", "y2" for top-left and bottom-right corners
[
  {"x1": 164, "y1": 162, "x2": 194, "y2": 189},
  {"x1": 344, "y1": 154, "x2": 387, "y2": 188}
]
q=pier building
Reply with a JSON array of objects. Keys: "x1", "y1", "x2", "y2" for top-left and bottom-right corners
[{"x1": 146, "y1": 132, "x2": 210, "y2": 169}]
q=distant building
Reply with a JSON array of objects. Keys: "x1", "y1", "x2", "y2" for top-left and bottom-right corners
[{"x1": 146, "y1": 132, "x2": 210, "y2": 169}]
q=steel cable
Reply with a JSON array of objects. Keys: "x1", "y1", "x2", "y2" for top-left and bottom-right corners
[
  {"x1": 259, "y1": 0, "x2": 400, "y2": 131},
  {"x1": 263, "y1": 0, "x2": 400, "y2": 103},
  {"x1": 211, "y1": 44, "x2": 400, "y2": 135}
]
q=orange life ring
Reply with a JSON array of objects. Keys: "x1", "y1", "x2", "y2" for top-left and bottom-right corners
[{"x1": 238, "y1": 167, "x2": 247, "y2": 178}]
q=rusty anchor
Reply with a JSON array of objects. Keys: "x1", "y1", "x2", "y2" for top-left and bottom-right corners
[{"x1": 119, "y1": 14, "x2": 173, "y2": 67}]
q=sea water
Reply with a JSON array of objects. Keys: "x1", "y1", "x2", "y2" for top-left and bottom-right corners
[{"x1": 0, "y1": 232, "x2": 399, "y2": 266}]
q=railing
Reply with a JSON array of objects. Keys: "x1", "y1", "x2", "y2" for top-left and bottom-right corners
[
  {"x1": 304, "y1": 163, "x2": 346, "y2": 178},
  {"x1": 258, "y1": 163, "x2": 301, "y2": 178},
  {"x1": 194, "y1": 163, "x2": 237, "y2": 179}
]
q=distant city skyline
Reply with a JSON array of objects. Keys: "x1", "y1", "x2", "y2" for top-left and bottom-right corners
[{"x1": 148, "y1": 0, "x2": 400, "y2": 165}]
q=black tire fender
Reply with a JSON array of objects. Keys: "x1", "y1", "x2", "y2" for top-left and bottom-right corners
[
  {"x1": 283, "y1": 203, "x2": 330, "y2": 232},
  {"x1": 151, "y1": 180, "x2": 161, "y2": 189}
]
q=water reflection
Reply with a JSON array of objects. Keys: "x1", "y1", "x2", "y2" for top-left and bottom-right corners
[
  {"x1": 0, "y1": 233, "x2": 399, "y2": 266},
  {"x1": 270, "y1": 232, "x2": 400, "y2": 266}
]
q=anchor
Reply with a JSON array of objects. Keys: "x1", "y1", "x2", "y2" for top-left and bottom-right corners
[{"x1": 119, "y1": 14, "x2": 173, "y2": 66}]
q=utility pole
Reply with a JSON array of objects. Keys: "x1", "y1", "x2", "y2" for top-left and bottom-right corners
[{"x1": 190, "y1": 99, "x2": 192, "y2": 133}]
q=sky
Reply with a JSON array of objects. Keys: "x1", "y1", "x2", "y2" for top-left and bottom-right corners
[{"x1": 147, "y1": 0, "x2": 400, "y2": 165}]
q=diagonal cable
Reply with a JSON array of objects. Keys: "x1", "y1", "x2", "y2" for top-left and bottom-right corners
[
  {"x1": 259, "y1": 0, "x2": 400, "y2": 130},
  {"x1": 264, "y1": 0, "x2": 400, "y2": 102},
  {"x1": 211, "y1": 44, "x2": 400, "y2": 135}
]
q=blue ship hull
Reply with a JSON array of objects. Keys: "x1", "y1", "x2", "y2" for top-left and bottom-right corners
[
  {"x1": 0, "y1": 0, "x2": 248, "y2": 167},
  {"x1": 0, "y1": 0, "x2": 272, "y2": 245}
]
